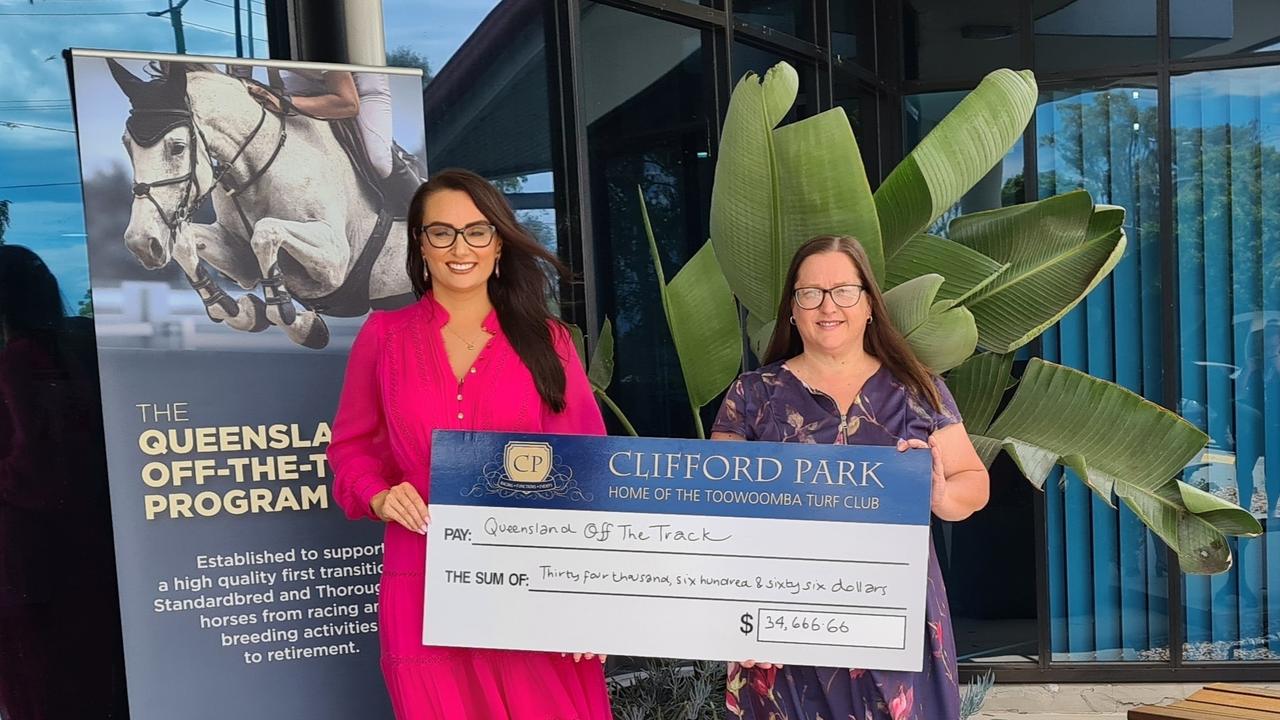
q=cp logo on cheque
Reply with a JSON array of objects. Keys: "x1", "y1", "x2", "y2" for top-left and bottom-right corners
[{"x1": 503, "y1": 441, "x2": 554, "y2": 488}]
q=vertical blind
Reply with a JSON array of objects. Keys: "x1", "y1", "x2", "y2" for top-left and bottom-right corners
[
  {"x1": 1037, "y1": 84, "x2": 1170, "y2": 661},
  {"x1": 1173, "y1": 67, "x2": 1279, "y2": 661}
]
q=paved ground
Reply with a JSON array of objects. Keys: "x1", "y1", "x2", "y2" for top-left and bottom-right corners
[{"x1": 968, "y1": 682, "x2": 1280, "y2": 719}]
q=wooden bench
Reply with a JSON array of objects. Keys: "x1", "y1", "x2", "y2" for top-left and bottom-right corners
[{"x1": 1129, "y1": 684, "x2": 1280, "y2": 719}]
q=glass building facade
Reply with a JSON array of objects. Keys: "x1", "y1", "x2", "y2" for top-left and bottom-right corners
[{"x1": 2, "y1": 3, "x2": 1279, "y2": 713}]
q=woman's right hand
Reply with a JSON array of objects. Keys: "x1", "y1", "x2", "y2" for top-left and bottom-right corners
[
  {"x1": 370, "y1": 482, "x2": 430, "y2": 535},
  {"x1": 246, "y1": 83, "x2": 285, "y2": 114}
]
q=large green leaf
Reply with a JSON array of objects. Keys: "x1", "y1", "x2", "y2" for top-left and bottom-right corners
[
  {"x1": 874, "y1": 69, "x2": 1037, "y2": 261},
  {"x1": 949, "y1": 190, "x2": 1128, "y2": 352},
  {"x1": 882, "y1": 274, "x2": 978, "y2": 374},
  {"x1": 885, "y1": 233, "x2": 1008, "y2": 301},
  {"x1": 567, "y1": 320, "x2": 636, "y2": 436},
  {"x1": 641, "y1": 190, "x2": 742, "y2": 434},
  {"x1": 1177, "y1": 481, "x2": 1265, "y2": 537},
  {"x1": 944, "y1": 352, "x2": 1015, "y2": 464},
  {"x1": 1120, "y1": 479, "x2": 1259, "y2": 575},
  {"x1": 774, "y1": 108, "x2": 883, "y2": 280},
  {"x1": 746, "y1": 312, "x2": 776, "y2": 364},
  {"x1": 567, "y1": 319, "x2": 617, "y2": 390},
  {"x1": 708, "y1": 64, "x2": 797, "y2": 319},
  {"x1": 710, "y1": 64, "x2": 882, "y2": 317},
  {"x1": 985, "y1": 359, "x2": 1199, "y2": 497},
  {"x1": 568, "y1": 324, "x2": 587, "y2": 371},
  {"x1": 568, "y1": 322, "x2": 637, "y2": 435},
  {"x1": 588, "y1": 317, "x2": 616, "y2": 390},
  {"x1": 982, "y1": 359, "x2": 1258, "y2": 575}
]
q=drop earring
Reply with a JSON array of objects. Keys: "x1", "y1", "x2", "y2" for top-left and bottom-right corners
[{"x1": 495, "y1": 255, "x2": 502, "y2": 279}]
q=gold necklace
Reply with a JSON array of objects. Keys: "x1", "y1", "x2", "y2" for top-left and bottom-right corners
[{"x1": 445, "y1": 324, "x2": 480, "y2": 351}]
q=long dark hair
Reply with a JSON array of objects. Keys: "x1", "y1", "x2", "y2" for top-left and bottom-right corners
[
  {"x1": 763, "y1": 235, "x2": 943, "y2": 411},
  {"x1": 405, "y1": 168, "x2": 571, "y2": 412}
]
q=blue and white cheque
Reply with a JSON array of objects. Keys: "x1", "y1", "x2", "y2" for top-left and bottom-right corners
[{"x1": 424, "y1": 431, "x2": 932, "y2": 671}]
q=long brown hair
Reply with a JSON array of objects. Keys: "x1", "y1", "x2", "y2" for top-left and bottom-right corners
[
  {"x1": 762, "y1": 235, "x2": 943, "y2": 411},
  {"x1": 406, "y1": 168, "x2": 571, "y2": 412}
]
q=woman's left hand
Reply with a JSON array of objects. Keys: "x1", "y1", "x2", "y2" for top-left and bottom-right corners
[{"x1": 896, "y1": 436, "x2": 946, "y2": 513}]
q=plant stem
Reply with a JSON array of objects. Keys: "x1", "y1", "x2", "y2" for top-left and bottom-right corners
[
  {"x1": 596, "y1": 390, "x2": 639, "y2": 436},
  {"x1": 691, "y1": 401, "x2": 705, "y2": 439}
]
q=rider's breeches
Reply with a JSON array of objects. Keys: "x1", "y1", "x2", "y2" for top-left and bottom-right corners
[{"x1": 354, "y1": 73, "x2": 394, "y2": 179}]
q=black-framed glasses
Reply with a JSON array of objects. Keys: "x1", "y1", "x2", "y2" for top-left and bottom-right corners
[
  {"x1": 793, "y1": 284, "x2": 865, "y2": 310},
  {"x1": 415, "y1": 222, "x2": 497, "y2": 249}
]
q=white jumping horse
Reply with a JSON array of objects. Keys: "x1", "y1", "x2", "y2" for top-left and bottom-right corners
[{"x1": 108, "y1": 60, "x2": 412, "y2": 348}]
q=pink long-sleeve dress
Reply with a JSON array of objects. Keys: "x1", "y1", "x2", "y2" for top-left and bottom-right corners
[{"x1": 328, "y1": 293, "x2": 612, "y2": 720}]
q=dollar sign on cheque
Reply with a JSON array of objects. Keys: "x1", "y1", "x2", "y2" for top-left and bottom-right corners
[{"x1": 739, "y1": 613, "x2": 754, "y2": 635}]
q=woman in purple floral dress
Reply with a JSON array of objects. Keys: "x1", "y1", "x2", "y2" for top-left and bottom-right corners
[{"x1": 711, "y1": 235, "x2": 991, "y2": 720}]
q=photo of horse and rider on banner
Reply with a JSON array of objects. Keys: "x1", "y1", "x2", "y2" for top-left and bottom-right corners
[{"x1": 71, "y1": 51, "x2": 426, "y2": 353}]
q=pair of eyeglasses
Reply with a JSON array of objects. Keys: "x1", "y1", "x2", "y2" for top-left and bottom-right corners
[
  {"x1": 414, "y1": 222, "x2": 497, "y2": 249},
  {"x1": 793, "y1": 284, "x2": 865, "y2": 309}
]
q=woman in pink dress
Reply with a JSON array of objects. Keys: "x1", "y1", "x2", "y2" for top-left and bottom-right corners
[{"x1": 328, "y1": 168, "x2": 612, "y2": 719}]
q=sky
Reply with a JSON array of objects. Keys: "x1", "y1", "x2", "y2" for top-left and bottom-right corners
[
  {"x1": 0, "y1": 0, "x2": 494, "y2": 307},
  {"x1": 380, "y1": 0, "x2": 498, "y2": 77},
  {"x1": 1, "y1": 0, "x2": 271, "y2": 305}
]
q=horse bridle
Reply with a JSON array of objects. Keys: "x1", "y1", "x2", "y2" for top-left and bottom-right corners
[{"x1": 129, "y1": 85, "x2": 288, "y2": 248}]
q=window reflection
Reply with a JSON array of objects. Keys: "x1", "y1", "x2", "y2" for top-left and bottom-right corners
[
  {"x1": 1038, "y1": 82, "x2": 1167, "y2": 662},
  {"x1": 903, "y1": 91, "x2": 1036, "y2": 665},
  {"x1": 831, "y1": 0, "x2": 874, "y2": 68},
  {"x1": 903, "y1": 0, "x2": 1021, "y2": 82},
  {"x1": 733, "y1": 0, "x2": 811, "y2": 41},
  {"x1": 1173, "y1": 66, "x2": 1280, "y2": 662},
  {"x1": 1034, "y1": 0, "x2": 1157, "y2": 74},
  {"x1": 1171, "y1": 0, "x2": 1280, "y2": 59},
  {"x1": 382, "y1": 0, "x2": 563, "y2": 273},
  {"x1": 0, "y1": 6, "x2": 265, "y2": 717},
  {"x1": 0, "y1": 245, "x2": 126, "y2": 718},
  {"x1": 581, "y1": 2, "x2": 714, "y2": 438}
]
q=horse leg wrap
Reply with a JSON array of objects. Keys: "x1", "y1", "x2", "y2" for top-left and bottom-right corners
[
  {"x1": 260, "y1": 266, "x2": 297, "y2": 325},
  {"x1": 190, "y1": 268, "x2": 238, "y2": 323}
]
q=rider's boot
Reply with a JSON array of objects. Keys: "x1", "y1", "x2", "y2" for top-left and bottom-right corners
[{"x1": 380, "y1": 146, "x2": 427, "y2": 219}]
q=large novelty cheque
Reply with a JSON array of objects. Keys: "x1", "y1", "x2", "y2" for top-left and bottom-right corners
[{"x1": 424, "y1": 431, "x2": 932, "y2": 671}]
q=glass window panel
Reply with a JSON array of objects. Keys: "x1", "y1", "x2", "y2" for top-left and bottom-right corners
[
  {"x1": 1171, "y1": 0, "x2": 1280, "y2": 60},
  {"x1": 382, "y1": 0, "x2": 562, "y2": 281},
  {"x1": 1038, "y1": 82, "x2": 1168, "y2": 662},
  {"x1": 831, "y1": 0, "x2": 875, "y2": 68},
  {"x1": 0, "y1": 4, "x2": 268, "y2": 717},
  {"x1": 903, "y1": 0, "x2": 1021, "y2": 82},
  {"x1": 1172, "y1": 66, "x2": 1280, "y2": 662},
  {"x1": 580, "y1": 2, "x2": 716, "y2": 438},
  {"x1": 732, "y1": 43, "x2": 816, "y2": 121},
  {"x1": 1034, "y1": 0, "x2": 1157, "y2": 74},
  {"x1": 903, "y1": 91, "x2": 1036, "y2": 665},
  {"x1": 834, "y1": 73, "x2": 878, "y2": 183},
  {"x1": 732, "y1": 0, "x2": 812, "y2": 42}
]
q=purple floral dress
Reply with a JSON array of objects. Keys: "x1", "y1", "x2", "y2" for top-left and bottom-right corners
[{"x1": 712, "y1": 361, "x2": 962, "y2": 720}]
